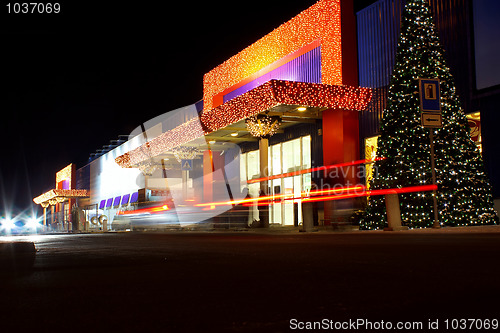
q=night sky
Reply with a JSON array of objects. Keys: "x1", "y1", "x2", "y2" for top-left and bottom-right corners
[{"x1": 0, "y1": 0, "x2": 377, "y2": 216}]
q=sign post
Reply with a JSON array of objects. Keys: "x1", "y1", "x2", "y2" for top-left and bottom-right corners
[
  {"x1": 419, "y1": 78, "x2": 441, "y2": 229},
  {"x1": 181, "y1": 159, "x2": 193, "y2": 171},
  {"x1": 180, "y1": 159, "x2": 193, "y2": 200}
]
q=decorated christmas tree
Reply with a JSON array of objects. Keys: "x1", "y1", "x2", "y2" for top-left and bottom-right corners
[{"x1": 360, "y1": 0, "x2": 497, "y2": 229}]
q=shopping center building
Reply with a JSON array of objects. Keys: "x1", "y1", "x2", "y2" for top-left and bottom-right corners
[{"x1": 33, "y1": 0, "x2": 500, "y2": 230}]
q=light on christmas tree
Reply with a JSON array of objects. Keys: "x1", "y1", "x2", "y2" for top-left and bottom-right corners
[{"x1": 360, "y1": 0, "x2": 498, "y2": 230}]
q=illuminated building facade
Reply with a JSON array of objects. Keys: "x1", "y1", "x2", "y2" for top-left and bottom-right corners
[
  {"x1": 34, "y1": 0, "x2": 499, "y2": 230},
  {"x1": 33, "y1": 164, "x2": 89, "y2": 230},
  {"x1": 110, "y1": 0, "x2": 372, "y2": 228}
]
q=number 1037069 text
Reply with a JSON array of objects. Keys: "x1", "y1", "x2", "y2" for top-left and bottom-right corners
[{"x1": 6, "y1": 3, "x2": 61, "y2": 14}]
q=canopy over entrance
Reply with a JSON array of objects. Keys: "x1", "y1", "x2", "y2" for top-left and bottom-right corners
[
  {"x1": 115, "y1": 80, "x2": 372, "y2": 169},
  {"x1": 33, "y1": 189, "x2": 89, "y2": 208}
]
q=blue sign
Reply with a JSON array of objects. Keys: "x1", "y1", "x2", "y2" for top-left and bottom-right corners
[
  {"x1": 181, "y1": 159, "x2": 193, "y2": 171},
  {"x1": 419, "y1": 78, "x2": 441, "y2": 113}
]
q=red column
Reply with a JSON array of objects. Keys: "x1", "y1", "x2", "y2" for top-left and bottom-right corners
[
  {"x1": 322, "y1": 108, "x2": 360, "y2": 225},
  {"x1": 203, "y1": 150, "x2": 214, "y2": 203}
]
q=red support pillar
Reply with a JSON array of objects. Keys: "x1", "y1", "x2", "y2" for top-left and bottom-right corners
[
  {"x1": 203, "y1": 150, "x2": 214, "y2": 203},
  {"x1": 322, "y1": 108, "x2": 360, "y2": 225}
]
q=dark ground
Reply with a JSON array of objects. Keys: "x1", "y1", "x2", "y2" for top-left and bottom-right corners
[{"x1": 1, "y1": 227, "x2": 499, "y2": 332}]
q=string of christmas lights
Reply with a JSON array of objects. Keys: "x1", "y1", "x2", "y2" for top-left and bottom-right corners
[
  {"x1": 200, "y1": 80, "x2": 372, "y2": 133},
  {"x1": 203, "y1": 0, "x2": 342, "y2": 111},
  {"x1": 172, "y1": 146, "x2": 199, "y2": 162},
  {"x1": 56, "y1": 164, "x2": 73, "y2": 185},
  {"x1": 33, "y1": 189, "x2": 89, "y2": 206},
  {"x1": 137, "y1": 160, "x2": 160, "y2": 176},
  {"x1": 115, "y1": 118, "x2": 204, "y2": 168},
  {"x1": 115, "y1": 80, "x2": 372, "y2": 168},
  {"x1": 360, "y1": 0, "x2": 497, "y2": 229}
]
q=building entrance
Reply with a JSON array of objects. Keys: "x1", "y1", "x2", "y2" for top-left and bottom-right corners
[{"x1": 241, "y1": 135, "x2": 311, "y2": 226}]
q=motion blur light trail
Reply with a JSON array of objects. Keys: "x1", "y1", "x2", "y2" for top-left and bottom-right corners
[
  {"x1": 301, "y1": 184, "x2": 438, "y2": 203},
  {"x1": 195, "y1": 185, "x2": 365, "y2": 208},
  {"x1": 197, "y1": 184, "x2": 438, "y2": 207},
  {"x1": 246, "y1": 158, "x2": 385, "y2": 184},
  {"x1": 119, "y1": 204, "x2": 170, "y2": 216}
]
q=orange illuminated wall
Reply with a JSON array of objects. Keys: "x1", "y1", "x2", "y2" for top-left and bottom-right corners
[
  {"x1": 203, "y1": 0, "x2": 342, "y2": 111},
  {"x1": 56, "y1": 164, "x2": 74, "y2": 190}
]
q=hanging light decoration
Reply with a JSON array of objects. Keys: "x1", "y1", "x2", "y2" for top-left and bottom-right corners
[
  {"x1": 137, "y1": 159, "x2": 160, "y2": 176},
  {"x1": 172, "y1": 146, "x2": 199, "y2": 163},
  {"x1": 245, "y1": 114, "x2": 282, "y2": 139}
]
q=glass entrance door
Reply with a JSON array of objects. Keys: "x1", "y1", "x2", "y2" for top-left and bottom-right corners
[{"x1": 241, "y1": 135, "x2": 311, "y2": 226}]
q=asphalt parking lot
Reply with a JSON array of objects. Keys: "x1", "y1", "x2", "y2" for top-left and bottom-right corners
[{"x1": 1, "y1": 227, "x2": 499, "y2": 332}]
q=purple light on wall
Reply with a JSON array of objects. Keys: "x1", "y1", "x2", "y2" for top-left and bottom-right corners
[
  {"x1": 223, "y1": 46, "x2": 321, "y2": 103},
  {"x1": 106, "y1": 198, "x2": 113, "y2": 208},
  {"x1": 99, "y1": 200, "x2": 106, "y2": 210},
  {"x1": 113, "y1": 196, "x2": 121, "y2": 207},
  {"x1": 130, "y1": 192, "x2": 139, "y2": 203},
  {"x1": 121, "y1": 194, "x2": 130, "y2": 205},
  {"x1": 62, "y1": 179, "x2": 70, "y2": 190}
]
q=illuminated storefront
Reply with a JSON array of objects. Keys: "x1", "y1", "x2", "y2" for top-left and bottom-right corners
[
  {"x1": 35, "y1": 0, "x2": 375, "y2": 230},
  {"x1": 31, "y1": 0, "x2": 499, "y2": 231},
  {"x1": 33, "y1": 164, "x2": 89, "y2": 230},
  {"x1": 111, "y1": 0, "x2": 372, "y2": 228}
]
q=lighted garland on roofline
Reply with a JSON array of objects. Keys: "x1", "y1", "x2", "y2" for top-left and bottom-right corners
[
  {"x1": 115, "y1": 118, "x2": 204, "y2": 168},
  {"x1": 115, "y1": 80, "x2": 372, "y2": 169},
  {"x1": 33, "y1": 189, "x2": 89, "y2": 206},
  {"x1": 200, "y1": 80, "x2": 372, "y2": 133},
  {"x1": 56, "y1": 164, "x2": 73, "y2": 184},
  {"x1": 203, "y1": 0, "x2": 342, "y2": 111},
  {"x1": 360, "y1": 0, "x2": 498, "y2": 229}
]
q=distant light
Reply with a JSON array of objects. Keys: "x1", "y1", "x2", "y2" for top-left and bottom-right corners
[
  {"x1": 297, "y1": 107, "x2": 307, "y2": 112},
  {"x1": 230, "y1": 132, "x2": 238, "y2": 137},
  {"x1": 26, "y1": 217, "x2": 41, "y2": 229},
  {"x1": 2, "y1": 218, "x2": 15, "y2": 231},
  {"x1": 209, "y1": 140, "x2": 216, "y2": 144}
]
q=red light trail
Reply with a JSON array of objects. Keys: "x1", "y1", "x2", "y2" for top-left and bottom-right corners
[
  {"x1": 246, "y1": 157, "x2": 385, "y2": 184},
  {"x1": 196, "y1": 184, "x2": 437, "y2": 207}
]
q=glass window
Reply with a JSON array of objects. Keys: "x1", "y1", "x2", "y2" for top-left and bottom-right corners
[
  {"x1": 247, "y1": 150, "x2": 260, "y2": 180},
  {"x1": 241, "y1": 135, "x2": 312, "y2": 226},
  {"x1": 302, "y1": 136, "x2": 311, "y2": 169},
  {"x1": 282, "y1": 138, "x2": 301, "y2": 173},
  {"x1": 271, "y1": 144, "x2": 281, "y2": 176},
  {"x1": 466, "y1": 112, "x2": 482, "y2": 154},
  {"x1": 240, "y1": 153, "x2": 247, "y2": 184},
  {"x1": 271, "y1": 178, "x2": 282, "y2": 224},
  {"x1": 283, "y1": 177, "x2": 294, "y2": 226},
  {"x1": 303, "y1": 173, "x2": 312, "y2": 193},
  {"x1": 365, "y1": 136, "x2": 379, "y2": 189}
]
